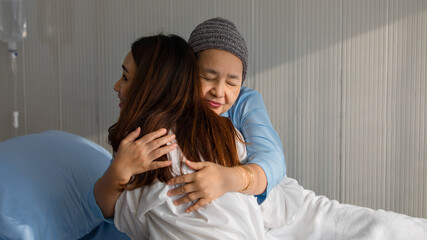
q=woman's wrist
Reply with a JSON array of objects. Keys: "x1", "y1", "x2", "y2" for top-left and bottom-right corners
[
  {"x1": 233, "y1": 163, "x2": 267, "y2": 195},
  {"x1": 106, "y1": 163, "x2": 131, "y2": 189},
  {"x1": 226, "y1": 166, "x2": 245, "y2": 193},
  {"x1": 234, "y1": 165, "x2": 253, "y2": 193},
  {"x1": 240, "y1": 165, "x2": 254, "y2": 191}
]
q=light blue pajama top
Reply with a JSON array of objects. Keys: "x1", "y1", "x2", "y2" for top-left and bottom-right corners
[{"x1": 221, "y1": 86, "x2": 286, "y2": 204}]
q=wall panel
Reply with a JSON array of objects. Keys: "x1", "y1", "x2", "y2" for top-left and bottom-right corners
[
  {"x1": 293, "y1": 0, "x2": 342, "y2": 200},
  {"x1": 386, "y1": 0, "x2": 427, "y2": 217},
  {"x1": 59, "y1": 0, "x2": 98, "y2": 143},
  {"x1": 252, "y1": 0, "x2": 297, "y2": 186},
  {"x1": 341, "y1": 0, "x2": 388, "y2": 210},
  {"x1": 21, "y1": 0, "x2": 61, "y2": 134}
]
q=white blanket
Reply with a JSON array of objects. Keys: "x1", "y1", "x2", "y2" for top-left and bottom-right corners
[{"x1": 266, "y1": 188, "x2": 427, "y2": 240}]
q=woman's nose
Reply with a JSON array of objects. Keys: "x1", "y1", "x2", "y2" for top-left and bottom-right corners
[
  {"x1": 113, "y1": 80, "x2": 120, "y2": 93},
  {"x1": 210, "y1": 82, "x2": 225, "y2": 98}
]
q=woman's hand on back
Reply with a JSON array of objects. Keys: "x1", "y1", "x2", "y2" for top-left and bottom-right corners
[
  {"x1": 94, "y1": 127, "x2": 177, "y2": 218},
  {"x1": 166, "y1": 161, "x2": 242, "y2": 213},
  {"x1": 110, "y1": 127, "x2": 177, "y2": 185}
]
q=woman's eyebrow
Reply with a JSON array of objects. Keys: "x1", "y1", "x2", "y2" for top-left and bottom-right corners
[
  {"x1": 202, "y1": 67, "x2": 240, "y2": 80},
  {"x1": 122, "y1": 65, "x2": 129, "y2": 73},
  {"x1": 227, "y1": 74, "x2": 240, "y2": 80},
  {"x1": 202, "y1": 67, "x2": 219, "y2": 75}
]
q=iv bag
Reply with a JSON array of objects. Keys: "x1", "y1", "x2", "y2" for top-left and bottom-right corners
[{"x1": 0, "y1": 0, "x2": 27, "y2": 50}]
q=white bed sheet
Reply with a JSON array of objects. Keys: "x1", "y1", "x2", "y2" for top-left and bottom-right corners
[{"x1": 265, "y1": 185, "x2": 427, "y2": 240}]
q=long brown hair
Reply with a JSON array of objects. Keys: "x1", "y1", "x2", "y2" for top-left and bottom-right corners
[{"x1": 108, "y1": 35, "x2": 242, "y2": 190}]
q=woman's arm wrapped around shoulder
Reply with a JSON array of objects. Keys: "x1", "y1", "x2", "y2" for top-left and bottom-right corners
[{"x1": 227, "y1": 86, "x2": 286, "y2": 204}]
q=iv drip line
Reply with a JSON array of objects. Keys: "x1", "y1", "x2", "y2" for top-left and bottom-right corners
[{"x1": 10, "y1": 46, "x2": 19, "y2": 131}]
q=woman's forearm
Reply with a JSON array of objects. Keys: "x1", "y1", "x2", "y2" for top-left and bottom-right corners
[
  {"x1": 231, "y1": 163, "x2": 267, "y2": 195},
  {"x1": 93, "y1": 165, "x2": 126, "y2": 218}
]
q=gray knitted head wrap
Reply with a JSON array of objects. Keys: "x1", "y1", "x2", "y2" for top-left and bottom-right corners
[{"x1": 188, "y1": 17, "x2": 248, "y2": 81}]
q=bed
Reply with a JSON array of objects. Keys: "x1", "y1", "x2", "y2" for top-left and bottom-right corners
[{"x1": 1, "y1": 131, "x2": 426, "y2": 240}]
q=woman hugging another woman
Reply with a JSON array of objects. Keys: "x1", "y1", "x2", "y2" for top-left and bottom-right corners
[{"x1": 94, "y1": 34, "x2": 270, "y2": 239}]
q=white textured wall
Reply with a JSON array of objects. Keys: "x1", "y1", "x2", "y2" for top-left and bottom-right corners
[{"x1": 0, "y1": 0, "x2": 426, "y2": 218}]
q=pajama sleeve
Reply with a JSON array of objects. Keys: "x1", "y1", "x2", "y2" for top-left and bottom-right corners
[{"x1": 222, "y1": 86, "x2": 286, "y2": 204}]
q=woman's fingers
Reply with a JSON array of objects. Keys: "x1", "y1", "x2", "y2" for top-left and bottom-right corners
[
  {"x1": 147, "y1": 160, "x2": 173, "y2": 171},
  {"x1": 136, "y1": 128, "x2": 167, "y2": 144},
  {"x1": 167, "y1": 182, "x2": 197, "y2": 196},
  {"x1": 146, "y1": 134, "x2": 176, "y2": 152},
  {"x1": 167, "y1": 172, "x2": 195, "y2": 186},
  {"x1": 185, "y1": 199, "x2": 210, "y2": 213},
  {"x1": 122, "y1": 127, "x2": 141, "y2": 143},
  {"x1": 184, "y1": 160, "x2": 208, "y2": 171},
  {"x1": 167, "y1": 163, "x2": 232, "y2": 210},
  {"x1": 135, "y1": 129, "x2": 176, "y2": 156},
  {"x1": 166, "y1": 161, "x2": 209, "y2": 186},
  {"x1": 172, "y1": 192, "x2": 201, "y2": 206},
  {"x1": 149, "y1": 143, "x2": 177, "y2": 160},
  {"x1": 172, "y1": 192, "x2": 211, "y2": 212}
]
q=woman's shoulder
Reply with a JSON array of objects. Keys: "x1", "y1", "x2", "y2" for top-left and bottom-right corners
[
  {"x1": 236, "y1": 86, "x2": 262, "y2": 102},
  {"x1": 226, "y1": 87, "x2": 264, "y2": 118},
  {"x1": 223, "y1": 87, "x2": 266, "y2": 130}
]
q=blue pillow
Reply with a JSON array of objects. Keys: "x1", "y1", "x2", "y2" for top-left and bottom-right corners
[{"x1": 0, "y1": 130, "x2": 128, "y2": 240}]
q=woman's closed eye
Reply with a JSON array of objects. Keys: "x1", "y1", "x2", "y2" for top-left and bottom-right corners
[
  {"x1": 226, "y1": 81, "x2": 238, "y2": 87},
  {"x1": 122, "y1": 74, "x2": 128, "y2": 81},
  {"x1": 200, "y1": 75, "x2": 215, "y2": 81}
]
